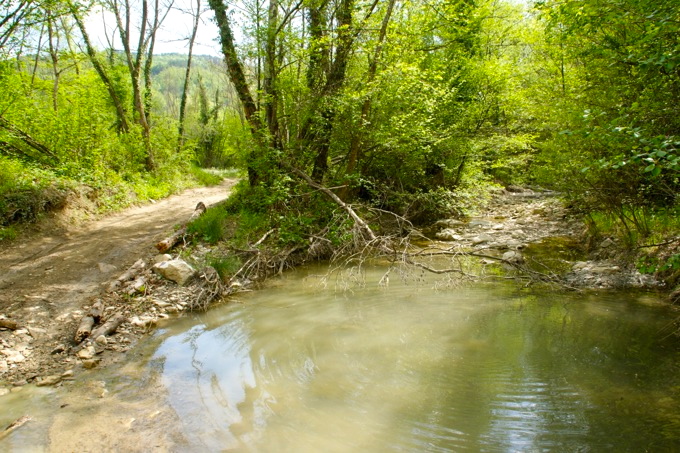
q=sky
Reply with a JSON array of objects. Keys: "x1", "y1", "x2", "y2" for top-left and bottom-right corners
[{"x1": 86, "y1": 0, "x2": 223, "y2": 56}]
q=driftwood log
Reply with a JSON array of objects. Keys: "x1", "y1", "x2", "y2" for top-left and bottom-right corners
[
  {"x1": 74, "y1": 300, "x2": 104, "y2": 343},
  {"x1": 90, "y1": 313, "x2": 126, "y2": 339},
  {"x1": 156, "y1": 201, "x2": 207, "y2": 253},
  {"x1": 0, "y1": 319, "x2": 19, "y2": 330}
]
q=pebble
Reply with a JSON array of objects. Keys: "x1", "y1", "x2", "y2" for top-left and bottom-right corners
[
  {"x1": 82, "y1": 359, "x2": 99, "y2": 369},
  {"x1": 36, "y1": 375, "x2": 62, "y2": 387},
  {"x1": 77, "y1": 345, "x2": 96, "y2": 360}
]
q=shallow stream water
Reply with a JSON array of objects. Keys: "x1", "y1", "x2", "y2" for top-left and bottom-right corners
[{"x1": 2, "y1": 264, "x2": 680, "y2": 451}]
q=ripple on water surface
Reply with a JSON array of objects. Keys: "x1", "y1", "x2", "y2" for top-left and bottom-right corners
[{"x1": 140, "y1": 265, "x2": 680, "y2": 452}]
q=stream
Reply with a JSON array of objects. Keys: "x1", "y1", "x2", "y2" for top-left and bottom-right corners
[{"x1": 2, "y1": 264, "x2": 680, "y2": 451}]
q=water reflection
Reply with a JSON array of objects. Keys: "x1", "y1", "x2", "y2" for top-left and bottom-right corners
[{"x1": 147, "y1": 265, "x2": 680, "y2": 452}]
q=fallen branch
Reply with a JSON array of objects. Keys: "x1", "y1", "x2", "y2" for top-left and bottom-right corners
[
  {"x1": 156, "y1": 201, "x2": 207, "y2": 253},
  {"x1": 74, "y1": 300, "x2": 104, "y2": 343},
  {"x1": 0, "y1": 416, "x2": 31, "y2": 440},
  {"x1": 90, "y1": 313, "x2": 126, "y2": 339},
  {"x1": 107, "y1": 259, "x2": 146, "y2": 293},
  {"x1": 286, "y1": 164, "x2": 377, "y2": 241},
  {"x1": 0, "y1": 116, "x2": 59, "y2": 162}
]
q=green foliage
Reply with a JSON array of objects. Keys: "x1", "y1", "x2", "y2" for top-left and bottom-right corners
[
  {"x1": 188, "y1": 207, "x2": 231, "y2": 244},
  {"x1": 0, "y1": 156, "x2": 70, "y2": 225},
  {"x1": 0, "y1": 225, "x2": 17, "y2": 241},
  {"x1": 206, "y1": 253, "x2": 242, "y2": 280}
]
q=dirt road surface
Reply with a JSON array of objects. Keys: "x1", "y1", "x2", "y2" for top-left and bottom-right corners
[{"x1": 0, "y1": 179, "x2": 237, "y2": 383}]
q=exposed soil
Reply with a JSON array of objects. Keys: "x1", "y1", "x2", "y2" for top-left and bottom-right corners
[{"x1": 0, "y1": 179, "x2": 237, "y2": 387}]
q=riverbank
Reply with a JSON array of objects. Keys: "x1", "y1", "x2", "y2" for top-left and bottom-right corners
[{"x1": 0, "y1": 184, "x2": 672, "y2": 393}]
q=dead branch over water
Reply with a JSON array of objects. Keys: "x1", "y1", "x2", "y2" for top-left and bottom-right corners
[{"x1": 224, "y1": 166, "x2": 576, "y2": 290}]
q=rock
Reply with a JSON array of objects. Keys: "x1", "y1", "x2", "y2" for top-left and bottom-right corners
[
  {"x1": 130, "y1": 316, "x2": 156, "y2": 328},
  {"x1": 51, "y1": 344, "x2": 66, "y2": 354},
  {"x1": 572, "y1": 261, "x2": 589, "y2": 271},
  {"x1": 435, "y1": 219, "x2": 465, "y2": 228},
  {"x1": 436, "y1": 229, "x2": 459, "y2": 241},
  {"x1": 502, "y1": 250, "x2": 524, "y2": 264},
  {"x1": 600, "y1": 238, "x2": 615, "y2": 248},
  {"x1": 472, "y1": 234, "x2": 493, "y2": 246},
  {"x1": 77, "y1": 345, "x2": 96, "y2": 360},
  {"x1": 98, "y1": 262, "x2": 118, "y2": 273},
  {"x1": 492, "y1": 224, "x2": 504, "y2": 230},
  {"x1": 27, "y1": 326, "x2": 46, "y2": 339},
  {"x1": 36, "y1": 375, "x2": 62, "y2": 387},
  {"x1": 2, "y1": 349, "x2": 26, "y2": 363},
  {"x1": 62, "y1": 369, "x2": 74, "y2": 379},
  {"x1": 0, "y1": 387, "x2": 9, "y2": 397},
  {"x1": 0, "y1": 360, "x2": 7, "y2": 373},
  {"x1": 95, "y1": 335, "x2": 108, "y2": 345},
  {"x1": 153, "y1": 259, "x2": 196, "y2": 285},
  {"x1": 505, "y1": 185, "x2": 526, "y2": 193},
  {"x1": 153, "y1": 254, "x2": 173, "y2": 265},
  {"x1": 82, "y1": 359, "x2": 99, "y2": 369}
]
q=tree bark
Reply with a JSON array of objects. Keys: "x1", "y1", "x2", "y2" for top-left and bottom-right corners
[
  {"x1": 208, "y1": 0, "x2": 258, "y2": 131},
  {"x1": 74, "y1": 300, "x2": 104, "y2": 343},
  {"x1": 208, "y1": 0, "x2": 263, "y2": 185},
  {"x1": 264, "y1": 0, "x2": 280, "y2": 147},
  {"x1": 91, "y1": 313, "x2": 126, "y2": 339}
]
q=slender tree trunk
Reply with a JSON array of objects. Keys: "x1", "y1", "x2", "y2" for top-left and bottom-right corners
[
  {"x1": 111, "y1": 0, "x2": 155, "y2": 170},
  {"x1": 178, "y1": 0, "x2": 202, "y2": 152},
  {"x1": 59, "y1": 16, "x2": 80, "y2": 75},
  {"x1": 70, "y1": 4, "x2": 130, "y2": 133},
  {"x1": 264, "y1": 0, "x2": 280, "y2": 147},
  {"x1": 46, "y1": 13, "x2": 60, "y2": 112},
  {"x1": 310, "y1": 0, "x2": 353, "y2": 182},
  {"x1": 343, "y1": 0, "x2": 395, "y2": 191},
  {"x1": 208, "y1": 0, "x2": 262, "y2": 185},
  {"x1": 30, "y1": 22, "x2": 44, "y2": 88}
]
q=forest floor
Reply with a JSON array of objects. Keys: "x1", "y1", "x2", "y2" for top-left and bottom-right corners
[
  {"x1": 0, "y1": 182, "x2": 664, "y2": 393},
  {"x1": 0, "y1": 179, "x2": 237, "y2": 388}
]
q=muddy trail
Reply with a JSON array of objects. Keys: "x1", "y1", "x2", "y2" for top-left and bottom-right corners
[{"x1": 0, "y1": 179, "x2": 237, "y2": 385}]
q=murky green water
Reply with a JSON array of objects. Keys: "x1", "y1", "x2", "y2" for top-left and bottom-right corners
[{"x1": 2, "y1": 265, "x2": 680, "y2": 451}]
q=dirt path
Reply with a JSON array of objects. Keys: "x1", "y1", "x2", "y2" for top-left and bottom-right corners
[{"x1": 0, "y1": 179, "x2": 237, "y2": 384}]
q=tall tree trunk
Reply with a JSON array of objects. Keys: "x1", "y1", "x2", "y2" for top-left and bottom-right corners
[
  {"x1": 208, "y1": 0, "x2": 262, "y2": 185},
  {"x1": 177, "y1": 0, "x2": 202, "y2": 152}
]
